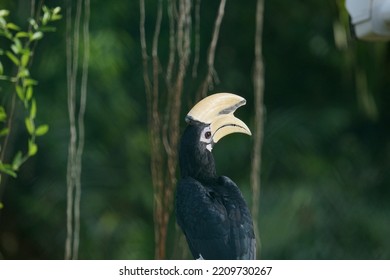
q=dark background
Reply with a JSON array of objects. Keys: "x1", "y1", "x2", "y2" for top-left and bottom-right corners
[{"x1": 0, "y1": 0, "x2": 389, "y2": 259}]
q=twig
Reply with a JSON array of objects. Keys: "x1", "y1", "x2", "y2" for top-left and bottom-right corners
[
  {"x1": 251, "y1": 0, "x2": 265, "y2": 259},
  {"x1": 198, "y1": 0, "x2": 226, "y2": 99},
  {"x1": 192, "y1": 0, "x2": 201, "y2": 78}
]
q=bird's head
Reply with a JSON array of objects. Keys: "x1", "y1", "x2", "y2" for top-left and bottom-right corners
[{"x1": 185, "y1": 93, "x2": 252, "y2": 152}]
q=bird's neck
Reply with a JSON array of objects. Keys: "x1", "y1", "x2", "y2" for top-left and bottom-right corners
[{"x1": 179, "y1": 138, "x2": 217, "y2": 183}]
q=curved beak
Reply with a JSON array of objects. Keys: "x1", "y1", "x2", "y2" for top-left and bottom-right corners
[{"x1": 186, "y1": 93, "x2": 252, "y2": 143}]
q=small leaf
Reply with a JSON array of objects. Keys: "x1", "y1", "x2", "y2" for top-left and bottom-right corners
[
  {"x1": 11, "y1": 44, "x2": 19, "y2": 55},
  {"x1": 21, "y1": 52, "x2": 30, "y2": 67},
  {"x1": 0, "y1": 202, "x2": 3, "y2": 209},
  {"x1": 16, "y1": 85, "x2": 24, "y2": 100},
  {"x1": 0, "y1": 128, "x2": 9, "y2": 137},
  {"x1": 12, "y1": 151, "x2": 23, "y2": 171},
  {"x1": 25, "y1": 117, "x2": 34, "y2": 135},
  {"x1": 0, "y1": 106, "x2": 6, "y2": 121},
  {"x1": 15, "y1": 31, "x2": 29, "y2": 38},
  {"x1": 0, "y1": 163, "x2": 17, "y2": 177},
  {"x1": 30, "y1": 98, "x2": 37, "y2": 119},
  {"x1": 26, "y1": 86, "x2": 33, "y2": 100},
  {"x1": 6, "y1": 22, "x2": 20, "y2": 31},
  {"x1": 6, "y1": 51, "x2": 19, "y2": 66},
  {"x1": 24, "y1": 78, "x2": 38, "y2": 86},
  {"x1": 42, "y1": 11, "x2": 50, "y2": 25},
  {"x1": 51, "y1": 14, "x2": 62, "y2": 21},
  {"x1": 53, "y1": 7, "x2": 61, "y2": 15},
  {"x1": 28, "y1": 18, "x2": 38, "y2": 30},
  {"x1": 35, "y1": 124, "x2": 49, "y2": 136},
  {"x1": 0, "y1": 61, "x2": 3, "y2": 75},
  {"x1": 18, "y1": 68, "x2": 29, "y2": 78},
  {"x1": 28, "y1": 140, "x2": 38, "y2": 156},
  {"x1": 0, "y1": 10, "x2": 10, "y2": 17},
  {"x1": 31, "y1": 31, "x2": 43, "y2": 41}
]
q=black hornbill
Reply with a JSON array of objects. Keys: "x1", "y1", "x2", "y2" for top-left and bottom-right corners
[{"x1": 176, "y1": 93, "x2": 256, "y2": 260}]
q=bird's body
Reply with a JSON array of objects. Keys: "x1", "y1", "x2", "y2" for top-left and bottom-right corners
[{"x1": 175, "y1": 93, "x2": 256, "y2": 260}]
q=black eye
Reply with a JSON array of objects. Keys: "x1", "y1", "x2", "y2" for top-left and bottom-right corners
[{"x1": 205, "y1": 131, "x2": 212, "y2": 139}]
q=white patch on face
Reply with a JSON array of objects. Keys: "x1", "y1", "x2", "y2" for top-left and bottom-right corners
[
  {"x1": 200, "y1": 126, "x2": 213, "y2": 152},
  {"x1": 196, "y1": 254, "x2": 204, "y2": 260}
]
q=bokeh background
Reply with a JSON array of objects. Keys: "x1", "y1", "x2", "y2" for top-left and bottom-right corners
[{"x1": 1, "y1": 0, "x2": 390, "y2": 259}]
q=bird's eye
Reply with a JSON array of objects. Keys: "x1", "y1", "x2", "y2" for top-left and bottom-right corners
[{"x1": 205, "y1": 131, "x2": 212, "y2": 139}]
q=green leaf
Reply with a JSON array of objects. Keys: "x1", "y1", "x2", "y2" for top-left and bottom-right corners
[
  {"x1": 0, "y1": 10, "x2": 10, "y2": 17},
  {"x1": 28, "y1": 140, "x2": 38, "y2": 156},
  {"x1": 18, "y1": 68, "x2": 29, "y2": 78},
  {"x1": 24, "y1": 78, "x2": 38, "y2": 86},
  {"x1": 25, "y1": 117, "x2": 34, "y2": 135},
  {"x1": 26, "y1": 86, "x2": 33, "y2": 100},
  {"x1": 6, "y1": 22, "x2": 20, "y2": 31},
  {"x1": 30, "y1": 98, "x2": 37, "y2": 119},
  {"x1": 28, "y1": 18, "x2": 38, "y2": 30},
  {"x1": 0, "y1": 128, "x2": 9, "y2": 137},
  {"x1": 35, "y1": 124, "x2": 49, "y2": 136},
  {"x1": 21, "y1": 52, "x2": 30, "y2": 67},
  {"x1": 42, "y1": 11, "x2": 50, "y2": 25},
  {"x1": 51, "y1": 15, "x2": 62, "y2": 21},
  {"x1": 12, "y1": 151, "x2": 23, "y2": 171},
  {"x1": 31, "y1": 31, "x2": 43, "y2": 41},
  {"x1": 15, "y1": 31, "x2": 29, "y2": 38},
  {"x1": 53, "y1": 7, "x2": 61, "y2": 15},
  {"x1": 0, "y1": 163, "x2": 17, "y2": 177},
  {"x1": 0, "y1": 202, "x2": 3, "y2": 209},
  {"x1": 0, "y1": 61, "x2": 3, "y2": 75},
  {"x1": 16, "y1": 85, "x2": 24, "y2": 100},
  {"x1": 6, "y1": 51, "x2": 19, "y2": 66},
  {"x1": 0, "y1": 106, "x2": 6, "y2": 121}
]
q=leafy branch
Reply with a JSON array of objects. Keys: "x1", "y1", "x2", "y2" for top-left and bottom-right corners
[{"x1": 0, "y1": 6, "x2": 61, "y2": 180}]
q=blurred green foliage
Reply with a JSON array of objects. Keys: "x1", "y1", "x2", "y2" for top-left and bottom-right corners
[{"x1": 0, "y1": 0, "x2": 389, "y2": 260}]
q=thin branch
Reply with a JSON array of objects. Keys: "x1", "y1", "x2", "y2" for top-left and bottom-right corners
[
  {"x1": 192, "y1": 0, "x2": 201, "y2": 78},
  {"x1": 166, "y1": 0, "x2": 176, "y2": 86},
  {"x1": 251, "y1": 0, "x2": 265, "y2": 259},
  {"x1": 73, "y1": 0, "x2": 90, "y2": 260},
  {"x1": 198, "y1": 0, "x2": 226, "y2": 99},
  {"x1": 65, "y1": 0, "x2": 88, "y2": 260},
  {"x1": 65, "y1": 0, "x2": 75, "y2": 260}
]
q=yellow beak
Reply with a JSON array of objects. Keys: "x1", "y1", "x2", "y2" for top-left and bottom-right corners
[{"x1": 186, "y1": 93, "x2": 251, "y2": 143}]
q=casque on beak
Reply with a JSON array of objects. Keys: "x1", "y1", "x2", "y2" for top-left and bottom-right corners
[{"x1": 185, "y1": 93, "x2": 252, "y2": 143}]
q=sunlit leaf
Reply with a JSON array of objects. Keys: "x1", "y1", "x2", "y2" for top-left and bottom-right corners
[
  {"x1": 31, "y1": 31, "x2": 43, "y2": 41},
  {"x1": 0, "y1": 61, "x2": 3, "y2": 75},
  {"x1": 15, "y1": 31, "x2": 29, "y2": 38},
  {"x1": 16, "y1": 85, "x2": 24, "y2": 100},
  {"x1": 28, "y1": 140, "x2": 38, "y2": 156},
  {"x1": 12, "y1": 151, "x2": 23, "y2": 171},
  {"x1": 21, "y1": 52, "x2": 30, "y2": 67},
  {"x1": 6, "y1": 22, "x2": 20, "y2": 31},
  {"x1": 0, "y1": 106, "x2": 6, "y2": 121},
  {"x1": 35, "y1": 124, "x2": 49, "y2": 136},
  {"x1": 6, "y1": 51, "x2": 19, "y2": 66},
  {"x1": 25, "y1": 117, "x2": 34, "y2": 135},
  {"x1": 53, "y1": 7, "x2": 61, "y2": 15},
  {"x1": 24, "y1": 78, "x2": 38, "y2": 86},
  {"x1": 30, "y1": 98, "x2": 37, "y2": 119},
  {"x1": 26, "y1": 86, "x2": 33, "y2": 101},
  {"x1": 0, "y1": 10, "x2": 10, "y2": 17},
  {"x1": 0, "y1": 128, "x2": 9, "y2": 137},
  {"x1": 0, "y1": 163, "x2": 17, "y2": 177}
]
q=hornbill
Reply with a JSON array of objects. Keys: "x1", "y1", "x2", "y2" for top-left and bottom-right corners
[{"x1": 176, "y1": 93, "x2": 256, "y2": 260}]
